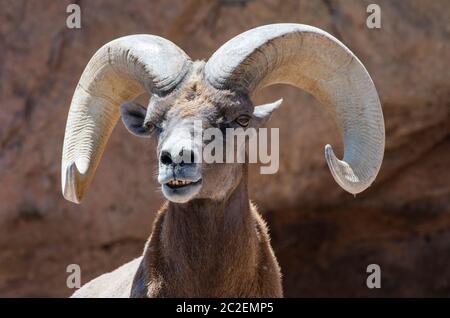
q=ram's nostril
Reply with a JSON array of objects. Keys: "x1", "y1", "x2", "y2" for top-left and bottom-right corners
[{"x1": 160, "y1": 151, "x2": 173, "y2": 165}]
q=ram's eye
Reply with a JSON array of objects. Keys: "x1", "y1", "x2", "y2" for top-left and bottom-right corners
[
  {"x1": 235, "y1": 115, "x2": 251, "y2": 127},
  {"x1": 144, "y1": 122, "x2": 155, "y2": 133}
]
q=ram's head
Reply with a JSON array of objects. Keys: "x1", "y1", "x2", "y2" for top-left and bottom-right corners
[
  {"x1": 119, "y1": 63, "x2": 280, "y2": 203},
  {"x1": 61, "y1": 24, "x2": 385, "y2": 204}
]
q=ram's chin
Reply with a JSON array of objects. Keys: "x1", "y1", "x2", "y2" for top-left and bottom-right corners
[{"x1": 161, "y1": 179, "x2": 202, "y2": 203}]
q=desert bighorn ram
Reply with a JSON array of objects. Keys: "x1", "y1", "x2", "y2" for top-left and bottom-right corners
[{"x1": 62, "y1": 24, "x2": 385, "y2": 297}]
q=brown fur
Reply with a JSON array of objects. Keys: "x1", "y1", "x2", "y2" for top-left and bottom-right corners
[
  {"x1": 170, "y1": 61, "x2": 252, "y2": 119},
  {"x1": 130, "y1": 170, "x2": 282, "y2": 297}
]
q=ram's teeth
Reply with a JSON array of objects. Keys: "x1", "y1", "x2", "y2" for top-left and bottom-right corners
[{"x1": 167, "y1": 179, "x2": 195, "y2": 187}]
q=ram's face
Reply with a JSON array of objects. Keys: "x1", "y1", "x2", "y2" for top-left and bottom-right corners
[{"x1": 120, "y1": 79, "x2": 279, "y2": 204}]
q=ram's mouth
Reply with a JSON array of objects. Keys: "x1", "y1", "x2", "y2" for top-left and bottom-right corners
[{"x1": 165, "y1": 179, "x2": 202, "y2": 189}]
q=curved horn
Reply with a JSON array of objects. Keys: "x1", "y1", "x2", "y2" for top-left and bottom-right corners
[
  {"x1": 205, "y1": 24, "x2": 385, "y2": 195},
  {"x1": 62, "y1": 35, "x2": 191, "y2": 203}
]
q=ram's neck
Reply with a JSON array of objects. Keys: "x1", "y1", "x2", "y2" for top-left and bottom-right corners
[{"x1": 153, "y1": 171, "x2": 260, "y2": 296}]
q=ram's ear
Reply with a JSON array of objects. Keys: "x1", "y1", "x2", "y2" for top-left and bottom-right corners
[
  {"x1": 252, "y1": 98, "x2": 283, "y2": 127},
  {"x1": 120, "y1": 102, "x2": 151, "y2": 138}
]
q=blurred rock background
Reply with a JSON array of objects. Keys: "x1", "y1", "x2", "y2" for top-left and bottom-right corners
[{"x1": 0, "y1": 0, "x2": 449, "y2": 297}]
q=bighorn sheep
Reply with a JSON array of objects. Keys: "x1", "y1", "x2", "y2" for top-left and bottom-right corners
[{"x1": 62, "y1": 24, "x2": 385, "y2": 297}]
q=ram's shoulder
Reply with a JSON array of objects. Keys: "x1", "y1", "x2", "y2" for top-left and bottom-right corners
[{"x1": 71, "y1": 256, "x2": 143, "y2": 298}]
